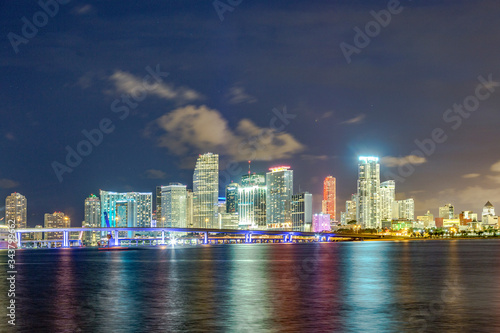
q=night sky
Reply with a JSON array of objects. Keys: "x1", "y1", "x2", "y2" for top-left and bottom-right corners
[{"x1": 2, "y1": 0, "x2": 500, "y2": 227}]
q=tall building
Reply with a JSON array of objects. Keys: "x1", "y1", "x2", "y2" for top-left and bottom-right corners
[
  {"x1": 44, "y1": 212, "x2": 70, "y2": 240},
  {"x1": 482, "y1": 201, "x2": 495, "y2": 217},
  {"x1": 5, "y1": 192, "x2": 27, "y2": 229},
  {"x1": 161, "y1": 183, "x2": 187, "y2": 228},
  {"x1": 379, "y1": 180, "x2": 395, "y2": 221},
  {"x1": 439, "y1": 204, "x2": 454, "y2": 219},
  {"x1": 83, "y1": 194, "x2": 101, "y2": 244},
  {"x1": 155, "y1": 186, "x2": 163, "y2": 227},
  {"x1": 356, "y1": 156, "x2": 380, "y2": 229},
  {"x1": 312, "y1": 213, "x2": 331, "y2": 232},
  {"x1": 238, "y1": 173, "x2": 266, "y2": 229},
  {"x1": 345, "y1": 194, "x2": 357, "y2": 223},
  {"x1": 291, "y1": 192, "x2": 312, "y2": 231},
  {"x1": 395, "y1": 198, "x2": 414, "y2": 220},
  {"x1": 100, "y1": 190, "x2": 152, "y2": 229},
  {"x1": 226, "y1": 183, "x2": 239, "y2": 214},
  {"x1": 186, "y1": 189, "x2": 194, "y2": 228},
  {"x1": 193, "y1": 153, "x2": 219, "y2": 229},
  {"x1": 266, "y1": 166, "x2": 293, "y2": 229},
  {"x1": 321, "y1": 176, "x2": 336, "y2": 222}
]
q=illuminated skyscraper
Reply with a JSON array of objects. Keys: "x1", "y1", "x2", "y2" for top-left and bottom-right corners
[
  {"x1": 226, "y1": 183, "x2": 239, "y2": 214},
  {"x1": 193, "y1": 153, "x2": 219, "y2": 229},
  {"x1": 100, "y1": 190, "x2": 152, "y2": 228},
  {"x1": 357, "y1": 156, "x2": 380, "y2": 228},
  {"x1": 395, "y1": 198, "x2": 414, "y2": 220},
  {"x1": 380, "y1": 180, "x2": 395, "y2": 221},
  {"x1": 186, "y1": 189, "x2": 194, "y2": 228},
  {"x1": 5, "y1": 192, "x2": 27, "y2": 229},
  {"x1": 345, "y1": 194, "x2": 357, "y2": 223},
  {"x1": 44, "y1": 212, "x2": 70, "y2": 240},
  {"x1": 266, "y1": 166, "x2": 293, "y2": 228},
  {"x1": 161, "y1": 183, "x2": 187, "y2": 228},
  {"x1": 439, "y1": 204, "x2": 454, "y2": 219},
  {"x1": 322, "y1": 176, "x2": 336, "y2": 222},
  {"x1": 155, "y1": 186, "x2": 163, "y2": 226},
  {"x1": 238, "y1": 173, "x2": 266, "y2": 229},
  {"x1": 83, "y1": 194, "x2": 101, "y2": 244},
  {"x1": 291, "y1": 192, "x2": 312, "y2": 231}
]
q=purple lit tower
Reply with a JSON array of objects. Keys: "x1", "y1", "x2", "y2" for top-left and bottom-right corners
[{"x1": 312, "y1": 213, "x2": 331, "y2": 232}]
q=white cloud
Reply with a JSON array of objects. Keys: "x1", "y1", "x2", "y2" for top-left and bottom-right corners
[
  {"x1": 491, "y1": 160, "x2": 500, "y2": 173},
  {"x1": 151, "y1": 105, "x2": 305, "y2": 162},
  {"x1": 109, "y1": 70, "x2": 203, "y2": 105},
  {"x1": 381, "y1": 155, "x2": 427, "y2": 167},
  {"x1": 145, "y1": 169, "x2": 167, "y2": 179},
  {"x1": 226, "y1": 86, "x2": 257, "y2": 104},
  {"x1": 341, "y1": 114, "x2": 365, "y2": 125},
  {"x1": 462, "y1": 173, "x2": 480, "y2": 179}
]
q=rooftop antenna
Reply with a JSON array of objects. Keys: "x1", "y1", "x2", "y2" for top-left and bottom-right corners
[{"x1": 248, "y1": 160, "x2": 251, "y2": 175}]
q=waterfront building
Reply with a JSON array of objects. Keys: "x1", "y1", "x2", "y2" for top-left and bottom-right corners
[
  {"x1": 417, "y1": 211, "x2": 435, "y2": 228},
  {"x1": 44, "y1": 212, "x2": 70, "y2": 240},
  {"x1": 266, "y1": 166, "x2": 293, "y2": 229},
  {"x1": 186, "y1": 189, "x2": 194, "y2": 228},
  {"x1": 226, "y1": 183, "x2": 239, "y2": 214},
  {"x1": 312, "y1": 213, "x2": 331, "y2": 232},
  {"x1": 193, "y1": 153, "x2": 219, "y2": 229},
  {"x1": 5, "y1": 192, "x2": 27, "y2": 229},
  {"x1": 439, "y1": 204, "x2": 454, "y2": 219},
  {"x1": 380, "y1": 180, "x2": 395, "y2": 221},
  {"x1": 321, "y1": 176, "x2": 336, "y2": 222},
  {"x1": 356, "y1": 156, "x2": 380, "y2": 228},
  {"x1": 156, "y1": 186, "x2": 163, "y2": 227},
  {"x1": 291, "y1": 192, "x2": 312, "y2": 232},
  {"x1": 394, "y1": 198, "x2": 414, "y2": 221},
  {"x1": 83, "y1": 194, "x2": 101, "y2": 244},
  {"x1": 482, "y1": 201, "x2": 495, "y2": 218},
  {"x1": 161, "y1": 183, "x2": 187, "y2": 228},
  {"x1": 345, "y1": 194, "x2": 357, "y2": 223},
  {"x1": 238, "y1": 174, "x2": 266, "y2": 229}
]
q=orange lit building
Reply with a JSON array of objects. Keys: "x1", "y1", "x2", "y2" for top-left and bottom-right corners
[{"x1": 322, "y1": 176, "x2": 336, "y2": 222}]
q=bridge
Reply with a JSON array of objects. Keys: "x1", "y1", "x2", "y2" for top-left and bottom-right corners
[{"x1": 14, "y1": 227, "x2": 391, "y2": 248}]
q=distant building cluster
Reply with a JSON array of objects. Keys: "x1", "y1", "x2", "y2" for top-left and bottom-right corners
[{"x1": 4, "y1": 153, "x2": 500, "y2": 243}]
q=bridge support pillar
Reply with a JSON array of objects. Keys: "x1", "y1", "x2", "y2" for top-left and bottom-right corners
[
  {"x1": 16, "y1": 232, "x2": 22, "y2": 248},
  {"x1": 114, "y1": 230, "x2": 119, "y2": 246},
  {"x1": 161, "y1": 231, "x2": 165, "y2": 245},
  {"x1": 62, "y1": 231, "x2": 69, "y2": 248},
  {"x1": 204, "y1": 232, "x2": 208, "y2": 244},
  {"x1": 245, "y1": 233, "x2": 252, "y2": 243}
]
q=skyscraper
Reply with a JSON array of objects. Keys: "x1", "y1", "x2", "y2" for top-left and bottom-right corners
[
  {"x1": 83, "y1": 194, "x2": 101, "y2": 244},
  {"x1": 155, "y1": 186, "x2": 163, "y2": 227},
  {"x1": 161, "y1": 183, "x2": 187, "y2": 228},
  {"x1": 44, "y1": 212, "x2": 70, "y2": 240},
  {"x1": 321, "y1": 176, "x2": 336, "y2": 222},
  {"x1": 100, "y1": 190, "x2": 152, "y2": 228},
  {"x1": 291, "y1": 192, "x2": 312, "y2": 231},
  {"x1": 5, "y1": 192, "x2": 27, "y2": 229},
  {"x1": 266, "y1": 166, "x2": 293, "y2": 229},
  {"x1": 186, "y1": 189, "x2": 194, "y2": 228},
  {"x1": 345, "y1": 194, "x2": 357, "y2": 223},
  {"x1": 380, "y1": 180, "x2": 395, "y2": 221},
  {"x1": 193, "y1": 153, "x2": 219, "y2": 229},
  {"x1": 439, "y1": 204, "x2": 454, "y2": 219},
  {"x1": 357, "y1": 156, "x2": 380, "y2": 229},
  {"x1": 238, "y1": 173, "x2": 266, "y2": 229},
  {"x1": 225, "y1": 183, "x2": 239, "y2": 214}
]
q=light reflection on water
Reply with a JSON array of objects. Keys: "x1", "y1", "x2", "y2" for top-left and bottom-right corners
[{"x1": 1, "y1": 240, "x2": 500, "y2": 332}]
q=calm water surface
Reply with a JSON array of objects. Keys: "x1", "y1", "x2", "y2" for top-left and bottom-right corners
[{"x1": 1, "y1": 240, "x2": 500, "y2": 332}]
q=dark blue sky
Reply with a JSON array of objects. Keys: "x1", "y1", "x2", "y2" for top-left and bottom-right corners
[{"x1": 2, "y1": 0, "x2": 500, "y2": 226}]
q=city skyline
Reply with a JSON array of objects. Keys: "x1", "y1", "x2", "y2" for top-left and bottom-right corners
[{"x1": 2, "y1": 0, "x2": 500, "y2": 228}]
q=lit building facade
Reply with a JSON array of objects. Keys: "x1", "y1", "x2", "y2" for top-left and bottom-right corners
[
  {"x1": 345, "y1": 194, "x2": 357, "y2": 223},
  {"x1": 193, "y1": 153, "x2": 219, "y2": 229},
  {"x1": 155, "y1": 186, "x2": 163, "y2": 227},
  {"x1": 5, "y1": 192, "x2": 27, "y2": 229},
  {"x1": 321, "y1": 176, "x2": 336, "y2": 222},
  {"x1": 266, "y1": 166, "x2": 293, "y2": 229},
  {"x1": 357, "y1": 156, "x2": 380, "y2": 229},
  {"x1": 380, "y1": 180, "x2": 395, "y2": 221},
  {"x1": 239, "y1": 174, "x2": 266, "y2": 229},
  {"x1": 226, "y1": 183, "x2": 239, "y2": 214},
  {"x1": 186, "y1": 189, "x2": 194, "y2": 228},
  {"x1": 100, "y1": 190, "x2": 152, "y2": 229},
  {"x1": 161, "y1": 183, "x2": 187, "y2": 228},
  {"x1": 291, "y1": 192, "x2": 312, "y2": 231},
  {"x1": 312, "y1": 213, "x2": 331, "y2": 233},
  {"x1": 439, "y1": 204, "x2": 454, "y2": 219},
  {"x1": 44, "y1": 212, "x2": 70, "y2": 240},
  {"x1": 83, "y1": 194, "x2": 101, "y2": 244},
  {"x1": 482, "y1": 201, "x2": 495, "y2": 217}
]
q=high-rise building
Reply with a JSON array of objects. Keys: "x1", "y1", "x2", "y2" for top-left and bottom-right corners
[
  {"x1": 345, "y1": 194, "x2": 357, "y2": 223},
  {"x1": 44, "y1": 212, "x2": 70, "y2": 240},
  {"x1": 238, "y1": 174, "x2": 266, "y2": 229},
  {"x1": 226, "y1": 183, "x2": 239, "y2": 214},
  {"x1": 186, "y1": 189, "x2": 194, "y2": 228},
  {"x1": 193, "y1": 153, "x2": 219, "y2": 229},
  {"x1": 482, "y1": 201, "x2": 495, "y2": 217},
  {"x1": 321, "y1": 176, "x2": 336, "y2": 222},
  {"x1": 83, "y1": 194, "x2": 101, "y2": 244},
  {"x1": 100, "y1": 190, "x2": 152, "y2": 229},
  {"x1": 395, "y1": 198, "x2": 414, "y2": 220},
  {"x1": 291, "y1": 192, "x2": 312, "y2": 231},
  {"x1": 312, "y1": 213, "x2": 331, "y2": 232},
  {"x1": 380, "y1": 180, "x2": 395, "y2": 221},
  {"x1": 357, "y1": 156, "x2": 380, "y2": 229},
  {"x1": 439, "y1": 204, "x2": 454, "y2": 219},
  {"x1": 156, "y1": 186, "x2": 163, "y2": 227},
  {"x1": 266, "y1": 166, "x2": 293, "y2": 229},
  {"x1": 5, "y1": 192, "x2": 27, "y2": 229},
  {"x1": 161, "y1": 183, "x2": 187, "y2": 228}
]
